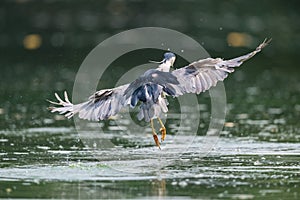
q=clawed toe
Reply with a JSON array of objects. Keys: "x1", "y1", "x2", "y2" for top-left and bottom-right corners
[
  {"x1": 150, "y1": 118, "x2": 167, "y2": 149},
  {"x1": 153, "y1": 134, "x2": 161, "y2": 149},
  {"x1": 160, "y1": 127, "x2": 166, "y2": 142}
]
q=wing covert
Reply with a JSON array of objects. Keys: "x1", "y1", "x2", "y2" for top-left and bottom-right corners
[{"x1": 165, "y1": 38, "x2": 271, "y2": 96}]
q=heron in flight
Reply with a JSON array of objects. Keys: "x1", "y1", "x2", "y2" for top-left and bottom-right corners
[{"x1": 48, "y1": 39, "x2": 270, "y2": 149}]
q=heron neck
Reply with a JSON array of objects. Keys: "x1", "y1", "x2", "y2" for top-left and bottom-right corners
[{"x1": 157, "y1": 61, "x2": 172, "y2": 72}]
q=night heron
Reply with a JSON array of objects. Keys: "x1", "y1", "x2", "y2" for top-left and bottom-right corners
[{"x1": 48, "y1": 38, "x2": 271, "y2": 149}]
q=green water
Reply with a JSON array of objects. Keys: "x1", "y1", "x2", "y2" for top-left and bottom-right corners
[{"x1": 0, "y1": 0, "x2": 299, "y2": 199}]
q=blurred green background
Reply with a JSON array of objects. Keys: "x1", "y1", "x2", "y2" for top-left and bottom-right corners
[
  {"x1": 1, "y1": 0, "x2": 299, "y2": 129},
  {"x1": 0, "y1": 0, "x2": 299, "y2": 130},
  {"x1": 0, "y1": 0, "x2": 299, "y2": 199}
]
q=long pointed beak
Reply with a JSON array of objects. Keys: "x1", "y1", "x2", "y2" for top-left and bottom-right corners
[{"x1": 149, "y1": 59, "x2": 165, "y2": 64}]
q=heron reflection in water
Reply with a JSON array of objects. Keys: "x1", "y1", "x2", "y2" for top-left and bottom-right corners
[{"x1": 48, "y1": 39, "x2": 271, "y2": 149}]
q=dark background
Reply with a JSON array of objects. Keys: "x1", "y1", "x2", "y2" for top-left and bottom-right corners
[{"x1": 1, "y1": 0, "x2": 299, "y2": 130}]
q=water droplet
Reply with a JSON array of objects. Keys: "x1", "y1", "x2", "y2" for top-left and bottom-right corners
[
  {"x1": 254, "y1": 160, "x2": 262, "y2": 165},
  {"x1": 171, "y1": 181, "x2": 177, "y2": 186},
  {"x1": 178, "y1": 181, "x2": 188, "y2": 187},
  {"x1": 6, "y1": 188, "x2": 12, "y2": 193}
]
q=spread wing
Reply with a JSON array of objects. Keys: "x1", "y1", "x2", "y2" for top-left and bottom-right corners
[
  {"x1": 165, "y1": 38, "x2": 271, "y2": 96},
  {"x1": 48, "y1": 39, "x2": 270, "y2": 121},
  {"x1": 48, "y1": 84, "x2": 130, "y2": 121}
]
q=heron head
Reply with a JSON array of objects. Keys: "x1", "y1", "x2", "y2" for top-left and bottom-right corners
[
  {"x1": 149, "y1": 52, "x2": 176, "y2": 67},
  {"x1": 163, "y1": 52, "x2": 176, "y2": 67}
]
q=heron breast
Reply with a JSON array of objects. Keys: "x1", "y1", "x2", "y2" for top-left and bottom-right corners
[{"x1": 130, "y1": 83, "x2": 162, "y2": 107}]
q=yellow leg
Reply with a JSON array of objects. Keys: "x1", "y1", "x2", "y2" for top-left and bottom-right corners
[
  {"x1": 151, "y1": 119, "x2": 161, "y2": 149},
  {"x1": 157, "y1": 117, "x2": 166, "y2": 142}
]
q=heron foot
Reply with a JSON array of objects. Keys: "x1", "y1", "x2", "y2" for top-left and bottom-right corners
[
  {"x1": 150, "y1": 119, "x2": 161, "y2": 149},
  {"x1": 157, "y1": 117, "x2": 166, "y2": 142},
  {"x1": 153, "y1": 134, "x2": 161, "y2": 150},
  {"x1": 160, "y1": 127, "x2": 166, "y2": 142}
]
